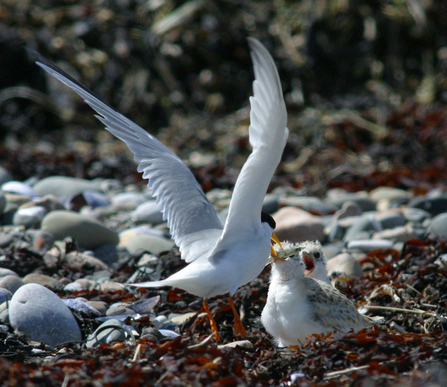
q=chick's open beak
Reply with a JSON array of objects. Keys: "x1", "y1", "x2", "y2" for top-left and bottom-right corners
[
  {"x1": 271, "y1": 233, "x2": 283, "y2": 249},
  {"x1": 302, "y1": 252, "x2": 315, "y2": 276},
  {"x1": 269, "y1": 233, "x2": 283, "y2": 262}
]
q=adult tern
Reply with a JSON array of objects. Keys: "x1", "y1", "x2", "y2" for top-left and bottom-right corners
[{"x1": 32, "y1": 37, "x2": 288, "y2": 340}]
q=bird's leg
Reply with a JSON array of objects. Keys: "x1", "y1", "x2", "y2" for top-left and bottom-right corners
[
  {"x1": 202, "y1": 300, "x2": 220, "y2": 341},
  {"x1": 228, "y1": 295, "x2": 247, "y2": 337}
]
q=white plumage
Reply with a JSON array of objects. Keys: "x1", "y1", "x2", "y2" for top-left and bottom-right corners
[
  {"x1": 262, "y1": 246, "x2": 371, "y2": 347},
  {"x1": 33, "y1": 38, "x2": 288, "y2": 338}
]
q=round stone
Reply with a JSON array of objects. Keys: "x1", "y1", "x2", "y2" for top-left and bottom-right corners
[
  {"x1": 41, "y1": 210, "x2": 119, "y2": 250},
  {"x1": 33, "y1": 176, "x2": 105, "y2": 199},
  {"x1": 9, "y1": 283, "x2": 82, "y2": 346}
]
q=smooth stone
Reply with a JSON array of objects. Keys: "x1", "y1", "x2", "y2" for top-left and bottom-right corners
[
  {"x1": 347, "y1": 239, "x2": 394, "y2": 252},
  {"x1": 63, "y1": 251, "x2": 110, "y2": 272},
  {"x1": 0, "y1": 268, "x2": 19, "y2": 279},
  {"x1": 41, "y1": 210, "x2": 119, "y2": 250},
  {"x1": 327, "y1": 253, "x2": 363, "y2": 278},
  {"x1": 262, "y1": 194, "x2": 280, "y2": 214},
  {"x1": 4, "y1": 192, "x2": 34, "y2": 207},
  {"x1": 408, "y1": 196, "x2": 447, "y2": 216},
  {"x1": 33, "y1": 176, "x2": 105, "y2": 198},
  {"x1": 86, "y1": 301, "x2": 108, "y2": 315},
  {"x1": 402, "y1": 208, "x2": 431, "y2": 224},
  {"x1": 21, "y1": 195, "x2": 65, "y2": 212},
  {"x1": 141, "y1": 327, "x2": 166, "y2": 341},
  {"x1": 428, "y1": 213, "x2": 447, "y2": 239},
  {"x1": 333, "y1": 201, "x2": 363, "y2": 222},
  {"x1": 158, "y1": 329, "x2": 181, "y2": 338},
  {"x1": 9, "y1": 283, "x2": 82, "y2": 346},
  {"x1": 153, "y1": 315, "x2": 168, "y2": 328},
  {"x1": 111, "y1": 192, "x2": 147, "y2": 210},
  {"x1": 375, "y1": 211, "x2": 406, "y2": 229},
  {"x1": 0, "y1": 233, "x2": 15, "y2": 248},
  {"x1": 0, "y1": 166, "x2": 13, "y2": 186},
  {"x1": 0, "y1": 192, "x2": 6, "y2": 216},
  {"x1": 85, "y1": 319, "x2": 134, "y2": 348},
  {"x1": 132, "y1": 201, "x2": 164, "y2": 225},
  {"x1": 94, "y1": 245, "x2": 119, "y2": 266},
  {"x1": 106, "y1": 303, "x2": 135, "y2": 316},
  {"x1": 0, "y1": 275, "x2": 24, "y2": 294},
  {"x1": 84, "y1": 269, "x2": 111, "y2": 283},
  {"x1": 23, "y1": 273, "x2": 60, "y2": 289},
  {"x1": 169, "y1": 312, "x2": 197, "y2": 325},
  {"x1": 13, "y1": 206, "x2": 47, "y2": 228},
  {"x1": 218, "y1": 340, "x2": 254, "y2": 350},
  {"x1": 98, "y1": 281, "x2": 125, "y2": 292},
  {"x1": 0, "y1": 288, "x2": 12, "y2": 304},
  {"x1": 130, "y1": 295, "x2": 160, "y2": 314},
  {"x1": 279, "y1": 196, "x2": 337, "y2": 215},
  {"x1": 62, "y1": 299, "x2": 101, "y2": 316},
  {"x1": 121, "y1": 234, "x2": 174, "y2": 255},
  {"x1": 64, "y1": 278, "x2": 96, "y2": 292},
  {"x1": 343, "y1": 213, "x2": 382, "y2": 242},
  {"x1": 370, "y1": 187, "x2": 412, "y2": 202},
  {"x1": 120, "y1": 227, "x2": 169, "y2": 243},
  {"x1": 321, "y1": 242, "x2": 344, "y2": 259},
  {"x1": 327, "y1": 222, "x2": 345, "y2": 242},
  {"x1": 325, "y1": 189, "x2": 376, "y2": 212},
  {"x1": 63, "y1": 282, "x2": 85, "y2": 292},
  {"x1": 1, "y1": 181, "x2": 38, "y2": 198},
  {"x1": 273, "y1": 207, "x2": 325, "y2": 243},
  {"x1": 66, "y1": 190, "x2": 110, "y2": 211},
  {"x1": 372, "y1": 226, "x2": 419, "y2": 242}
]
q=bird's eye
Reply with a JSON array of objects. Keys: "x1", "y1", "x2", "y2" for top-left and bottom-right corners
[{"x1": 314, "y1": 252, "x2": 321, "y2": 259}]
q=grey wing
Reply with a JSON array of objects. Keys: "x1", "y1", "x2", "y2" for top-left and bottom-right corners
[
  {"x1": 306, "y1": 279, "x2": 371, "y2": 332},
  {"x1": 32, "y1": 52, "x2": 223, "y2": 262}
]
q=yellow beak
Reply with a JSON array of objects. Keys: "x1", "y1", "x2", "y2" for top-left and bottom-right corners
[{"x1": 270, "y1": 232, "x2": 283, "y2": 258}]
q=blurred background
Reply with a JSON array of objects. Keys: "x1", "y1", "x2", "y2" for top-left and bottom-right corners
[{"x1": 1, "y1": 0, "x2": 447, "y2": 195}]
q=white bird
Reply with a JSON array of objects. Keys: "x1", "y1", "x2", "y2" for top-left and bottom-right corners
[
  {"x1": 271, "y1": 240, "x2": 330, "y2": 283},
  {"x1": 32, "y1": 38, "x2": 288, "y2": 340},
  {"x1": 262, "y1": 246, "x2": 371, "y2": 347}
]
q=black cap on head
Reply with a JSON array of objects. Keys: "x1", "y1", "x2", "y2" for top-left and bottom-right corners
[{"x1": 261, "y1": 211, "x2": 276, "y2": 230}]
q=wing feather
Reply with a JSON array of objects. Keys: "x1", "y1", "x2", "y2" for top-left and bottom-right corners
[{"x1": 31, "y1": 51, "x2": 223, "y2": 262}]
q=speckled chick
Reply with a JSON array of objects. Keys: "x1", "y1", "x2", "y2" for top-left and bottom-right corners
[{"x1": 262, "y1": 246, "x2": 371, "y2": 347}]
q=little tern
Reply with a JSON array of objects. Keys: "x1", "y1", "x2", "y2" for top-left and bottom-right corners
[
  {"x1": 31, "y1": 37, "x2": 288, "y2": 340},
  {"x1": 262, "y1": 246, "x2": 372, "y2": 347}
]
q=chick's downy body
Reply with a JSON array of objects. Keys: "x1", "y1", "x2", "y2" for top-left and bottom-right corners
[{"x1": 262, "y1": 249, "x2": 371, "y2": 347}]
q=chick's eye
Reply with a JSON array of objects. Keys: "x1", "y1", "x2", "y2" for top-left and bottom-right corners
[{"x1": 314, "y1": 252, "x2": 321, "y2": 259}]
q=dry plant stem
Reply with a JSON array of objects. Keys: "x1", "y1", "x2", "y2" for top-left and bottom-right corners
[
  {"x1": 203, "y1": 300, "x2": 220, "y2": 341},
  {"x1": 228, "y1": 295, "x2": 247, "y2": 337},
  {"x1": 324, "y1": 364, "x2": 370, "y2": 378},
  {"x1": 365, "y1": 305, "x2": 436, "y2": 316}
]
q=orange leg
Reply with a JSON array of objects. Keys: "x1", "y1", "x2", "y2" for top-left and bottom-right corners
[
  {"x1": 203, "y1": 300, "x2": 220, "y2": 341},
  {"x1": 228, "y1": 295, "x2": 247, "y2": 337}
]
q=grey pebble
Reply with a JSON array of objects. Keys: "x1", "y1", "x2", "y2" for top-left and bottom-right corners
[
  {"x1": 111, "y1": 192, "x2": 147, "y2": 210},
  {"x1": 9, "y1": 283, "x2": 82, "y2": 346},
  {"x1": 0, "y1": 268, "x2": 19, "y2": 279},
  {"x1": 62, "y1": 299, "x2": 101, "y2": 316},
  {"x1": 86, "y1": 319, "x2": 135, "y2": 348},
  {"x1": 13, "y1": 206, "x2": 47, "y2": 228},
  {"x1": 280, "y1": 196, "x2": 337, "y2": 215},
  {"x1": 327, "y1": 253, "x2": 363, "y2": 278},
  {"x1": 325, "y1": 189, "x2": 376, "y2": 211},
  {"x1": 343, "y1": 213, "x2": 382, "y2": 242},
  {"x1": 347, "y1": 239, "x2": 394, "y2": 252},
  {"x1": 132, "y1": 200, "x2": 164, "y2": 225},
  {"x1": 402, "y1": 208, "x2": 431, "y2": 224},
  {"x1": 0, "y1": 166, "x2": 13, "y2": 186},
  {"x1": 0, "y1": 275, "x2": 24, "y2": 294},
  {"x1": 0, "y1": 232, "x2": 14, "y2": 248},
  {"x1": 428, "y1": 213, "x2": 447, "y2": 239},
  {"x1": 1, "y1": 181, "x2": 38, "y2": 198},
  {"x1": 121, "y1": 234, "x2": 174, "y2": 255},
  {"x1": 370, "y1": 187, "x2": 412, "y2": 203},
  {"x1": 0, "y1": 192, "x2": 6, "y2": 216},
  {"x1": 0, "y1": 288, "x2": 12, "y2": 304},
  {"x1": 41, "y1": 210, "x2": 119, "y2": 250},
  {"x1": 408, "y1": 196, "x2": 447, "y2": 216},
  {"x1": 33, "y1": 176, "x2": 105, "y2": 199},
  {"x1": 375, "y1": 211, "x2": 407, "y2": 229},
  {"x1": 23, "y1": 273, "x2": 60, "y2": 289}
]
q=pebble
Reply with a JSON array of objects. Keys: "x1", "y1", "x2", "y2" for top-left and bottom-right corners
[
  {"x1": 0, "y1": 268, "x2": 19, "y2": 279},
  {"x1": 325, "y1": 189, "x2": 376, "y2": 211},
  {"x1": 23, "y1": 273, "x2": 60, "y2": 289},
  {"x1": 273, "y1": 207, "x2": 325, "y2": 243},
  {"x1": 63, "y1": 251, "x2": 110, "y2": 272},
  {"x1": 279, "y1": 196, "x2": 337, "y2": 215},
  {"x1": 33, "y1": 176, "x2": 105, "y2": 198},
  {"x1": 86, "y1": 301, "x2": 108, "y2": 315},
  {"x1": 0, "y1": 232, "x2": 15, "y2": 248},
  {"x1": 402, "y1": 208, "x2": 431, "y2": 224},
  {"x1": 0, "y1": 275, "x2": 24, "y2": 294},
  {"x1": 85, "y1": 319, "x2": 135, "y2": 348},
  {"x1": 347, "y1": 239, "x2": 394, "y2": 252},
  {"x1": 13, "y1": 206, "x2": 47, "y2": 228},
  {"x1": 370, "y1": 187, "x2": 412, "y2": 203},
  {"x1": 120, "y1": 234, "x2": 174, "y2": 255},
  {"x1": 132, "y1": 200, "x2": 165, "y2": 225},
  {"x1": 41, "y1": 210, "x2": 119, "y2": 250},
  {"x1": 111, "y1": 192, "x2": 148, "y2": 211},
  {"x1": 0, "y1": 288, "x2": 12, "y2": 304},
  {"x1": 0, "y1": 166, "x2": 13, "y2": 186},
  {"x1": 65, "y1": 190, "x2": 110, "y2": 211},
  {"x1": 372, "y1": 225, "x2": 420, "y2": 242},
  {"x1": 327, "y1": 253, "x2": 363, "y2": 278},
  {"x1": 62, "y1": 299, "x2": 101, "y2": 317},
  {"x1": 428, "y1": 213, "x2": 447, "y2": 239},
  {"x1": 218, "y1": 340, "x2": 253, "y2": 350},
  {"x1": 408, "y1": 196, "x2": 447, "y2": 216},
  {"x1": 1, "y1": 181, "x2": 38, "y2": 198},
  {"x1": 343, "y1": 213, "x2": 382, "y2": 242},
  {"x1": 9, "y1": 283, "x2": 82, "y2": 346},
  {"x1": 0, "y1": 192, "x2": 6, "y2": 216}
]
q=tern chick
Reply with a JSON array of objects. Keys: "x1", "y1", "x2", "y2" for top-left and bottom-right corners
[{"x1": 262, "y1": 246, "x2": 372, "y2": 347}]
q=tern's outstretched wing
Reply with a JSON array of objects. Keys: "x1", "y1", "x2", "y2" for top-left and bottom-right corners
[
  {"x1": 212, "y1": 38, "x2": 288, "y2": 252},
  {"x1": 31, "y1": 52, "x2": 223, "y2": 262}
]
